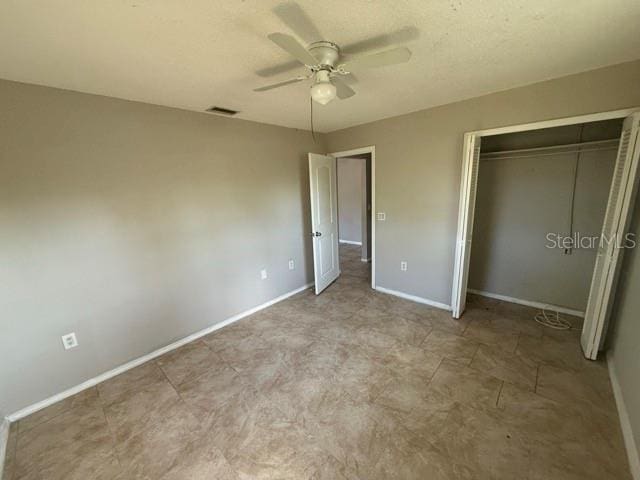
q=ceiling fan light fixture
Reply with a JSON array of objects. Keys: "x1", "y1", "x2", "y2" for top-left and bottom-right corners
[{"x1": 310, "y1": 70, "x2": 336, "y2": 105}]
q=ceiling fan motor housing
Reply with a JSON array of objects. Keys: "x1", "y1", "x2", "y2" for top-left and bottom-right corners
[{"x1": 308, "y1": 41, "x2": 340, "y2": 69}]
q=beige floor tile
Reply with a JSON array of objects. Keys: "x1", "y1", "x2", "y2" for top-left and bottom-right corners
[
  {"x1": 258, "y1": 322, "x2": 318, "y2": 351},
  {"x1": 421, "y1": 329, "x2": 480, "y2": 365},
  {"x1": 463, "y1": 317, "x2": 521, "y2": 352},
  {"x1": 527, "y1": 439, "x2": 632, "y2": 480},
  {"x1": 464, "y1": 304, "x2": 544, "y2": 338},
  {"x1": 158, "y1": 441, "x2": 239, "y2": 480},
  {"x1": 497, "y1": 381, "x2": 630, "y2": 478},
  {"x1": 332, "y1": 346, "x2": 395, "y2": 403},
  {"x1": 374, "y1": 358, "x2": 503, "y2": 440},
  {"x1": 201, "y1": 323, "x2": 266, "y2": 357},
  {"x1": 423, "y1": 360, "x2": 503, "y2": 411},
  {"x1": 516, "y1": 331, "x2": 594, "y2": 373},
  {"x1": 155, "y1": 340, "x2": 224, "y2": 387},
  {"x1": 262, "y1": 371, "x2": 337, "y2": 424},
  {"x1": 115, "y1": 407, "x2": 203, "y2": 479},
  {"x1": 103, "y1": 379, "x2": 191, "y2": 443},
  {"x1": 18, "y1": 387, "x2": 100, "y2": 434},
  {"x1": 426, "y1": 307, "x2": 471, "y2": 335},
  {"x1": 8, "y1": 245, "x2": 630, "y2": 480},
  {"x1": 374, "y1": 372, "x2": 440, "y2": 418},
  {"x1": 15, "y1": 404, "x2": 117, "y2": 480},
  {"x1": 536, "y1": 363, "x2": 617, "y2": 416},
  {"x1": 313, "y1": 391, "x2": 473, "y2": 480},
  {"x1": 17, "y1": 453, "x2": 122, "y2": 480},
  {"x1": 97, "y1": 361, "x2": 167, "y2": 407},
  {"x1": 470, "y1": 344, "x2": 538, "y2": 390},
  {"x1": 428, "y1": 403, "x2": 531, "y2": 479},
  {"x1": 357, "y1": 310, "x2": 433, "y2": 347},
  {"x1": 381, "y1": 342, "x2": 443, "y2": 382},
  {"x1": 222, "y1": 402, "x2": 328, "y2": 479}
]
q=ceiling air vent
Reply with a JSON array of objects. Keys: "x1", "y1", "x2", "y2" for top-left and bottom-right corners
[{"x1": 205, "y1": 106, "x2": 239, "y2": 116}]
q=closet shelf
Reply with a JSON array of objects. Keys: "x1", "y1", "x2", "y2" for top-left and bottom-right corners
[{"x1": 480, "y1": 138, "x2": 619, "y2": 160}]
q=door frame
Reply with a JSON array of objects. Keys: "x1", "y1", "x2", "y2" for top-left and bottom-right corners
[
  {"x1": 451, "y1": 107, "x2": 640, "y2": 320},
  {"x1": 329, "y1": 146, "x2": 376, "y2": 289}
]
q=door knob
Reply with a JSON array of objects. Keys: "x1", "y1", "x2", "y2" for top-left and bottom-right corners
[{"x1": 313, "y1": 232, "x2": 322, "y2": 237}]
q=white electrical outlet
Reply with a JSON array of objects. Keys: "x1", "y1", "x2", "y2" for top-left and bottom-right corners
[
  {"x1": 260, "y1": 269, "x2": 268, "y2": 280},
  {"x1": 288, "y1": 260, "x2": 295, "y2": 270},
  {"x1": 400, "y1": 261, "x2": 408, "y2": 271},
  {"x1": 377, "y1": 212, "x2": 386, "y2": 221},
  {"x1": 61, "y1": 332, "x2": 78, "y2": 350}
]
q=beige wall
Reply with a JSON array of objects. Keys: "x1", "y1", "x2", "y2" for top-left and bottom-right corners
[
  {"x1": 469, "y1": 126, "x2": 618, "y2": 311},
  {"x1": 325, "y1": 60, "x2": 640, "y2": 304},
  {"x1": 337, "y1": 157, "x2": 364, "y2": 244},
  {"x1": 608, "y1": 193, "x2": 640, "y2": 465},
  {"x1": 0, "y1": 79, "x2": 324, "y2": 414}
]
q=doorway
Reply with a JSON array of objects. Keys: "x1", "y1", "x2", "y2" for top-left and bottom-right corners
[
  {"x1": 336, "y1": 154, "x2": 372, "y2": 284},
  {"x1": 333, "y1": 147, "x2": 375, "y2": 289},
  {"x1": 451, "y1": 109, "x2": 640, "y2": 360},
  {"x1": 308, "y1": 147, "x2": 375, "y2": 294}
]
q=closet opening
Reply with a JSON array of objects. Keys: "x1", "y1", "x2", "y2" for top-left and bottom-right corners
[{"x1": 451, "y1": 109, "x2": 640, "y2": 360}]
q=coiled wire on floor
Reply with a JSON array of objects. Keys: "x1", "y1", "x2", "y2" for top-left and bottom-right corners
[{"x1": 534, "y1": 306, "x2": 572, "y2": 330}]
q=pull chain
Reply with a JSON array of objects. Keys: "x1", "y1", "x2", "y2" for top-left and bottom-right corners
[{"x1": 310, "y1": 97, "x2": 318, "y2": 144}]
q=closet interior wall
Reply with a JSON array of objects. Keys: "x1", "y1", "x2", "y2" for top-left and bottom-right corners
[{"x1": 468, "y1": 119, "x2": 623, "y2": 312}]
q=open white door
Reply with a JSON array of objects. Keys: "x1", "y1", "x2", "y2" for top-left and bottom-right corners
[
  {"x1": 451, "y1": 134, "x2": 481, "y2": 318},
  {"x1": 581, "y1": 113, "x2": 640, "y2": 359},
  {"x1": 309, "y1": 153, "x2": 340, "y2": 294}
]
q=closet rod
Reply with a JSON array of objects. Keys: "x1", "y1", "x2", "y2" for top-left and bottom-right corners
[
  {"x1": 480, "y1": 138, "x2": 619, "y2": 160},
  {"x1": 481, "y1": 146, "x2": 619, "y2": 161}
]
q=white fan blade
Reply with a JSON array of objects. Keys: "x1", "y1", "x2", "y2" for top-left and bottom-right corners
[
  {"x1": 273, "y1": 2, "x2": 323, "y2": 44},
  {"x1": 268, "y1": 33, "x2": 318, "y2": 66},
  {"x1": 341, "y1": 27, "x2": 419, "y2": 55},
  {"x1": 338, "y1": 73, "x2": 359, "y2": 85},
  {"x1": 332, "y1": 77, "x2": 356, "y2": 99},
  {"x1": 254, "y1": 76, "x2": 307, "y2": 92},
  {"x1": 341, "y1": 47, "x2": 411, "y2": 71},
  {"x1": 255, "y1": 60, "x2": 300, "y2": 78}
]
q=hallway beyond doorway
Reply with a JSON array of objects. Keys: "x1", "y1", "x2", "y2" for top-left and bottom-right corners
[{"x1": 339, "y1": 243, "x2": 370, "y2": 284}]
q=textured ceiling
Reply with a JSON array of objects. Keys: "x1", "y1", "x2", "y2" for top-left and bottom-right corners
[{"x1": 1, "y1": 1, "x2": 639, "y2": 132}]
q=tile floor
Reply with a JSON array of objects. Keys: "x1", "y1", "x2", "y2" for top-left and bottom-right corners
[{"x1": 2, "y1": 245, "x2": 631, "y2": 479}]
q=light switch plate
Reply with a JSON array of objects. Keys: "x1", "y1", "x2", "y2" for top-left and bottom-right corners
[
  {"x1": 61, "y1": 332, "x2": 78, "y2": 350},
  {"x1": 377, "y1": 212, "x2": 386, "y2": 221}
]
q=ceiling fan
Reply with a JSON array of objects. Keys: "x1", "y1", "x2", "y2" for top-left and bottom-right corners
[{"x1": 254, "y1": 3, "x2": 413, "y2": 105}]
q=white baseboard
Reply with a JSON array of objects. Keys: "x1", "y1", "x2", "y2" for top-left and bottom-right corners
[
  {"x1": 361, "y1": 257, "x2": 371, "y2": 263},
  {"x1": 7, "y1": 282, "x2": 314, "y2": 422},
  {"x1": 339, "y1": 239, "x2": 362, "y2": 246},
  {"x1": 0, "y1": 417, "x2": 9, "y2": 480},
  {"x1": 375, "y1": 286, "x2": 451, "y2": 311},
  {"x1": 467, "y1": 289, "x2": 585, "y2": 318},
  {"x1": 607, "y1": 351, "x2": 640, "y2": 480}
]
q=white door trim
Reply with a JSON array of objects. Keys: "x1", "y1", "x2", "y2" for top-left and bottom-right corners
[
  {"x1": 451, "y1": 107, "x2": 640, "y2": 325},
  {"x1": 466, "y1": 108, "x2": 640, "y2": 137},
  {"x1": 607, "y1": 351, "x2": 640, "y2": 480},
  {"x1": 330, "y1": 146, "x2": 376, "y2": 289},
  {"x1": 0, "y1": 417, "x2": 9, "y2": 480}
]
